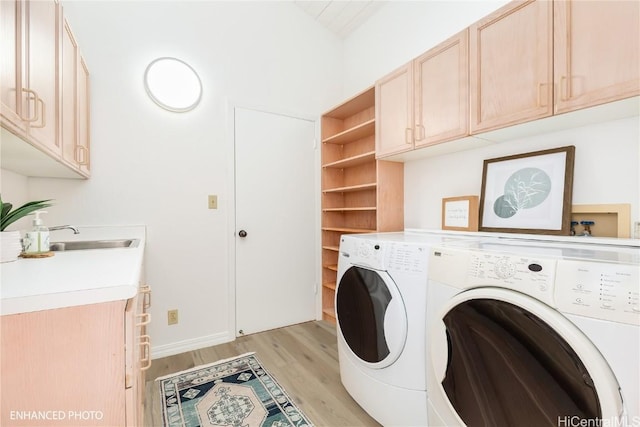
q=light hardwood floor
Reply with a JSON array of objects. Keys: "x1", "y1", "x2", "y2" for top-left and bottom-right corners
[{"x1": 144, "y1": 321, "x2": 381, "y2": 427}]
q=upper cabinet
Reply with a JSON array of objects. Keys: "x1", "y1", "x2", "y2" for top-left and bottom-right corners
[
  {"x1": 553, "y1": 0, "x2": 640, "y2": 114},
  {"x1": 414, "y1": 30, "x2": 469, "y2": 148},
  {"x1": 376, "y1": 30, "x2": 469, "y2": 158},
  {"x1": 1, "y1": 0, "x2": 60, "y2": 155},
  {"x1": 375, "y1": 0, "x2": 638, "y2": 160},
  {"x1": 469, "y1": 0, "x2": 553, "y2": 134},
  {"x1": 1, "y1": 0, "x2": 90, "y2": 179},
  {"x1": 375, "y1": 63, "x2": 414, "y2": 157},
  {"x1": 61, "y1": 18, "x2": 91, "y2": 176}
]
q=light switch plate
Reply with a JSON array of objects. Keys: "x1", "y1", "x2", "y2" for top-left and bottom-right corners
[
  {"x1": 208, "y1": 195, "x2": 218, "y2": 209},
  {"x1": 168, "y1": 309, "x2": 179, "y2": 325}
]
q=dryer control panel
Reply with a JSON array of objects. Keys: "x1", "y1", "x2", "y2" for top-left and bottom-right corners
[
  {"x1": 430, "y1": 247, "x2": 556, "y2": 307},
  {"x1": 345, "y1": 239, "x2": 386, "y2": 270},
  {"x1": 342, "y1": 238, "x2": 428, "y2": 274},
  {"x1": 466, "y1": 251, "x2": 556, "y2": 307},
  {"x1": 555, "y1": 260, "x2": 640, "y2": 326}
]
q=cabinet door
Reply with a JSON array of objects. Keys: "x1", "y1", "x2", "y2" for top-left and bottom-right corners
[
  {"x1": 1, "y1": 301, "x2": 127, "y2": 426},
  {"x1": 554, "y1": 0, "x2": 639, "y2": 114},
  {"x1": 61, "y1": 19, "x2": 78, "y2": 167},
  {"x1": 470, "y1": 0, "x2": 553, "y2": 134},
  {"x1": 61, "y1": 19, "x2": 90, "y2": 176},
  {"x1": 414, "y1": 29, "x2": 469, "y2": 148},
  {"x1": 77, "y1": 55, "x2": 90, "y2": 175},
  {"x1": 0, "y1": 0, "x2": 27, "y2": 135},
  {"x1": 375, "y1": 63, "x2": 414, "y2": 157},
  {"x1": 24, "y1": 0, "x2": 61, "y2": 155},
  {"x1": 125, "y1": 286, "x2": 151, "y2": 426}
]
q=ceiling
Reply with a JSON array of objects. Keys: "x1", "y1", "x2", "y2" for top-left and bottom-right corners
[{"x1": 294, "y1": 1, "x2": 387, "y2": 39}]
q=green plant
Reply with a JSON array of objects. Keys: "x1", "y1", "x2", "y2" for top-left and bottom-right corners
[{"x1": 0, "y1": 194, "x2": 53, "y2": 232}]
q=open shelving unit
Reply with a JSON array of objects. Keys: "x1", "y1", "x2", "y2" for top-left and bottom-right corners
[{"x1": 321, "y1": 86, "x2": 404, "y2": 324}]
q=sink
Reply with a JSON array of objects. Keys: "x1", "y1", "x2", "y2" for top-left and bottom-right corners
[{"x1": 50, "y1": 239, "x2": 140, "y2": 251}]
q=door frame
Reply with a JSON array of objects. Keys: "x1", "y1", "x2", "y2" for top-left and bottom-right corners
[{"x1": 224, "y1": 99, "x2": 322, "y2": 340}]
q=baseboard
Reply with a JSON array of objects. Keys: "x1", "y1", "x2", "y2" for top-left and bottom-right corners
[{"x1": 151, "y1": 331, "x2": 233, "y2": 359}]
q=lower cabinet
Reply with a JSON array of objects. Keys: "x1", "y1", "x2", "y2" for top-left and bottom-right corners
[{"x1": 0, "y1": 286, "x2": 151, "y2": 426}]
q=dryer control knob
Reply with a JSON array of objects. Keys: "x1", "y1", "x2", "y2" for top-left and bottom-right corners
[{"x1": 494, "y1": 258, "x2": 516, "y2": 279}]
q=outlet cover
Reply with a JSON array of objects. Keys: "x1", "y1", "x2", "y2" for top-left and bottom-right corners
[
  {"x1": 208, "y1": 195, "x2": 218, "y2": 209},
  {"x1": 168, "y1": 309, "x2": 179, "y2": 325}
]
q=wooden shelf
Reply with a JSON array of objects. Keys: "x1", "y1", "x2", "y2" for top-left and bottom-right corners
[
  {"x1": 322, "y1": 183, "x2": 377, "y2": 193},
  {"x1": 322, "y1": 207, "x2": 377, "y2": 212},
  {"x1": 322, "y1": 227, "x2": 375, "y2": 234},
  {"x1": 320, "y1": 86, "x2": 403, "y2": 330},
  {"x1": 324, "y1": 88, "x2": 375, "y2": 119},
  {"x1": 323, "y1": 282, "x2": 337, "y2": 291},
  {"x1": 322, "y1": 119, "x2": 375, "y2": 145},
  {"x1": 322, "y1": 150, "x2": 376, "y2": 169},
  {"x1": 322, "y1": 308, "x2": 336, "y2": 320}
]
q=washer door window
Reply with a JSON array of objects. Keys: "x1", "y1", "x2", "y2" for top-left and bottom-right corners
[
  {"x1": 336, "y1": 266, "x2": 407, "y2": 368},
  {"x1": 431, "y1": 288, "x2": 622, "y2": 426}
]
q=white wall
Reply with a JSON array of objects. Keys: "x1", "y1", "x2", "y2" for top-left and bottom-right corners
[
  {"x1": 405, "y1": 117, "x2": 640, "y2": 229},
  {"x1": 344, "y1": 1, "x2": 640, "y2": 232},
  {"x1": 0, "y1": 169, "x2": 30, "y2": 231},
  {"x1": 21, "y1": 0, "x2": 343, "y2": 356},
  {"x1": 343, "y1": 0, "x2": 510, "y2": 96}
]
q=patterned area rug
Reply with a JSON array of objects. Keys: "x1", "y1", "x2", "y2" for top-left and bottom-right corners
[{"x1": 157, "y1": 352, "x2": 314, "y2": 427}]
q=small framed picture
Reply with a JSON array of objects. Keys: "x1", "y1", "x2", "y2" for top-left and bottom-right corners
[
  {"x1": 442, "y1": 196, "x2": 479, "y2": 231},
  {"x1": 479, "y1": 146, "x2": 575, "y2": 235}
]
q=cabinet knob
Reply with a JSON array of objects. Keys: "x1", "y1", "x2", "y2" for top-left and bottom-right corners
[{"x1": 238, "y1": 230, "x2": 247, "y2": 238}]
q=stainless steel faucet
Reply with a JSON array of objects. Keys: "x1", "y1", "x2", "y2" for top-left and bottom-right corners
[{"x1": 49, "y1": 225, "x2": 80, "y2": 234}]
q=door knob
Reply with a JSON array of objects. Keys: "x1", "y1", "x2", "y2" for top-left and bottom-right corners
[{"x1": 238, "y1": 230, "x2": 247, "y2": 238}]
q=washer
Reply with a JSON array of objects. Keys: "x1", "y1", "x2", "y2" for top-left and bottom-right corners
[
  {"x1": 335, "y1": 231, "x2": 479, "y2": 426},
  {"x1": 425, "y1": 238, "x2": 640, "y2": 427}
]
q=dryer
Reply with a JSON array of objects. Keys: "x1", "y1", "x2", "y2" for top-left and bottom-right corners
[
  {"x1": 425, "y1": 239, "x2": 640, "y2": 427},
  {"x1": 335, "y1": 232, "x2": 479, "y2": 426}
]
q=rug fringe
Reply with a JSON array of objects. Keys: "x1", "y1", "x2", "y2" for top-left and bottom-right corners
[{"x1": 154, "y1": 351, "x2": 256, "y2": 381}]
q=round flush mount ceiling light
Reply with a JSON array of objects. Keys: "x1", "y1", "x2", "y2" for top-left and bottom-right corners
[{"x1": 144, "y1": 57, "x2": 202, "y2": 112}]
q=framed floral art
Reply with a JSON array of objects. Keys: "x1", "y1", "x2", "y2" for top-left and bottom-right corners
[{"x1": 479, "y1": 146, "x2": 575, "y2": 235}]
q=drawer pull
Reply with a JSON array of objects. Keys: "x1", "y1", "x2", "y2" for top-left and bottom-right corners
[
  {"x1": 136, "y1": 312, "x2": 151, "y2": 326},
  {"x1": 140, "y1": 285, "x2": 152, "y2": 309},
  {"x1": 139, "y1": 335, "x2": 151, "y2": 371},
  {"x1": 31, "y1": 97, "x2": 46, "y2": 128},
  {"x1": 75, "y1": 145, "x2": 89, "y2": 165},
  {"x1": 20, "y1": 88, "x2": 40, "y2": 122}
]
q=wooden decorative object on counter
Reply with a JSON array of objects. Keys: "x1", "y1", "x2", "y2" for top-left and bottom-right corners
[
  {"x1": 442, "y1": 196, "x2": 479, "y2": 231},
  {"x1": 20, "y1": 251, "x2": 55, "y2": 258},
  {"x1": 321, "y1": 86, "x2": 404, "y2": 324}
]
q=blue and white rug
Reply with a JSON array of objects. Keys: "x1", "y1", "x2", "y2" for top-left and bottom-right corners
[{"x1": 157, "y1": 352, "x2": 314, "y2": 427}]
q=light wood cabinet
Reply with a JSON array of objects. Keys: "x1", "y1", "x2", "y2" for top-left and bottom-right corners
[
  {"x1": 61, "y1": 18, "x2": 90, "y2": 177},
  {"x1": 1, "y1": 0, "x2": 60, "y2": 155},
  {"x1": 125, "y1": 285, "x2": 152, "y2": 426},
  {"x1": 321, "y1": 87, "x2": 404, "y2": 323},
  {"x1": 414, "y1": 29, "x2": 469, "y2": 148},
  {"x1": 375, "y1": 30, "x2": 469, "y2": 158},
  {"x1": 469, "y1": 0, "x2": 553, "y2": 134},
  {"x1": 0, "y1": 0, "x2": 26, "y2": 135},
  {"x1": 553, "y1": 0, "x2": 639, "y2": 114},
  {"x1": 0, "y1": 0, "x2": 90, "y2": 178},
  {"x1": 375, "y1": 63, "x2": 414, "y2": 157},
  {"x1": 0, "y1": 286, "x2": 151, "y2": 426}
]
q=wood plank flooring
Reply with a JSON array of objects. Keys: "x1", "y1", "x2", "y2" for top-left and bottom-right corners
[{"x1": 144, "y1": 321, "x2": 381, "y2": 426}]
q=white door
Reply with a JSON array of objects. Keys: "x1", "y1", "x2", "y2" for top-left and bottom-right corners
[{"x1": 234, "y1": 107, "x2": 316, "y2": 336}]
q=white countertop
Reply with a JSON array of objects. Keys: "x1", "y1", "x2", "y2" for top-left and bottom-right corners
[{"x1": 0, "y1": 225, "x2": 146, "y2": 316}]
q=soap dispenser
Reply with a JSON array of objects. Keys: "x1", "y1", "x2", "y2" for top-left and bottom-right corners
[{"x1": 24, "y1": 211, "x2": 50, "y2": 254}]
